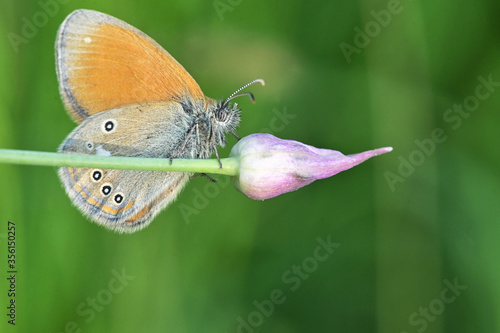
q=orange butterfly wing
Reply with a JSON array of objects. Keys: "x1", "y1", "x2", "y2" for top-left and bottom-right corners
[{"x1": 56, "y1": 9, "x2": 205, "y2": 123}]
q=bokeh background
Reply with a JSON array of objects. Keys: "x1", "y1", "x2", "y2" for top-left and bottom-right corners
[{"x1": 1, "y1": 0, "x2": 499, "y2": 332}]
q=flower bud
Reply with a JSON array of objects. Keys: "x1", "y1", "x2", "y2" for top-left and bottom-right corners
[{"x1": 230, "y1": 133, "x2": 392, "y2": 200}]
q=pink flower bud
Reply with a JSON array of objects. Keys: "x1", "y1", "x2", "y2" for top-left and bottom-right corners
[{"x1": 230, "y1": 133, "x2": 392, "y2": 200}]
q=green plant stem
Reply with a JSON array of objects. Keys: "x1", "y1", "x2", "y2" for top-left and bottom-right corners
[{"x1": 0, "y1": 149, "x2": 239, "y2": 176}]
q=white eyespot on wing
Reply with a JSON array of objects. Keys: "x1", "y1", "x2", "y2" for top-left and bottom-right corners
[
  {"x1": 83, "y1": 36, "x2": 92, "y2": 44},
  {"x1": 100, "y1": 183, "x2": 113, "y2": 196},
  {"x1": 90, "y1": 169, "x2": 103, "y2": 182},
  {"x1": 85, "y1": 141, "x2": 94, "y2": 152},
  {"x1": 101, "y1": 119, "x2": 117, "y2": 133},
  {"x1": 112, "y1": 192, "x2": 125, "y2": 205},
  {"x1": 96, "y1": 145, "x2": 111, "y2": 157}
]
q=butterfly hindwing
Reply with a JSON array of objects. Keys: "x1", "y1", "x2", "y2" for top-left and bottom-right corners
[
  {"x1": 58, "y1": 167, "x2": 189, "y2": 232},
  {"x1": 58, "y1": 101, "x2": 192, "y2": 232}
]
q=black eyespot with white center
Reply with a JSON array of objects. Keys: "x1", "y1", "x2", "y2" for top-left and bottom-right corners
[
  {"x1": 91, "y1": 169, "x2": 103, "y2": 182},
  {"x1": 114, "y1": 193, "x2": 124, "y2": 204},
  {"x1": 101, "y1": 184, "x2": 112, "y2": 196},
  {"x1": 86, "y1": 141, "x2": 94, "y2": 151},
  {"x1": 102, "y1": 119, "x2": 117, "y2": 133}
]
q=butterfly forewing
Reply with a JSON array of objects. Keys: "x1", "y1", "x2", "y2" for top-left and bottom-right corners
[{"x1": 56, "y1": 9, "x2": 205, "y2": 123}]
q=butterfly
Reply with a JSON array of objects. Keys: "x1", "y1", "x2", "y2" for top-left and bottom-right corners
[{"x1": 56, "y1": 9, "x2": 263, "y2": 233}]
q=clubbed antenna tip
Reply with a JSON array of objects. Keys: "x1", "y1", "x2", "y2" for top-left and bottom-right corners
[{"x1": 224, "y1": 79, "x2": 265, "y2": 106}]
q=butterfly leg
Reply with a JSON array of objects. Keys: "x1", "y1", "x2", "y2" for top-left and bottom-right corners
[
  {"x1": 228, "y1": 129, "x2": 241, "y2": 141},
  {"x1": 210, "y1": 133, "x2": 223, "y2": 169},
  {"x1": 213, "y1": 146, "x2": 223, "y2": 169},
  {"x1": 170, "y1": 122, "x2": 198, "y2": 164},
  {"x1": 191, "y1": 173, "x2": 218, "y2": 182}
]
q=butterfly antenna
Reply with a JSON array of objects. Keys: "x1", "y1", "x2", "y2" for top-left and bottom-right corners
[{"x1": 224, "y1": 78, "x2": 265, "y2": 106}]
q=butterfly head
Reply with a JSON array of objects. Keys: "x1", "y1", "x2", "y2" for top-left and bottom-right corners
[
  {"x1": 210, "y1": 99, "x2": 241, "y2": 148},
  {"x1": 210, "y1": 78, "x2": 265, "y2": 147}
]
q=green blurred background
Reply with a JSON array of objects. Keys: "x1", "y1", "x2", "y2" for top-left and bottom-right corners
[{"x1": 1, "y1": 0, "x2": 499, "y2": 332}]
